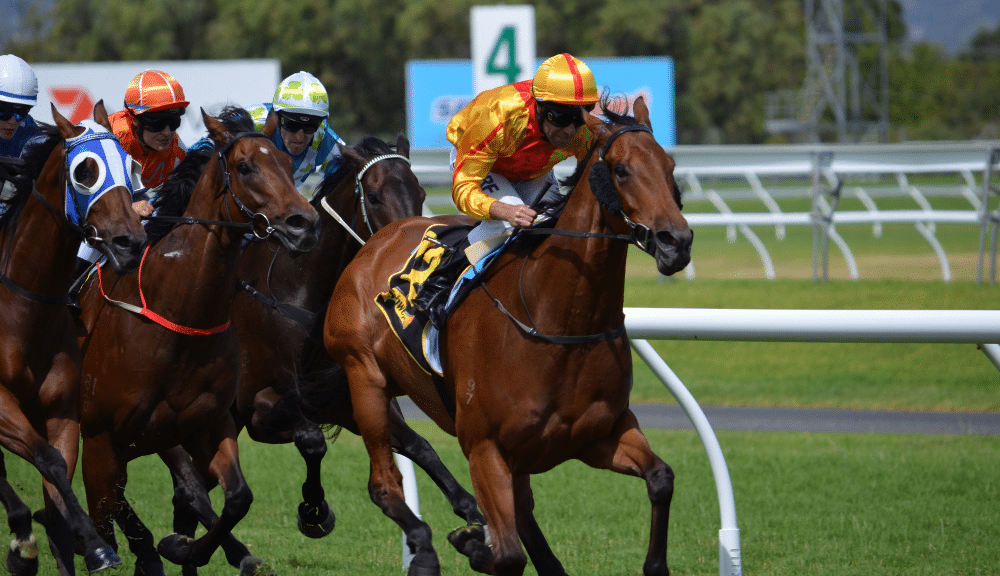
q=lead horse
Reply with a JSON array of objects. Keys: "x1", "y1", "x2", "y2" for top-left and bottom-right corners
[
  {"x1": 322, "y1": 97, "x2": 692, "y2": 576},
  {"x1": 0, "y1": 102, "x2": 147, "y2": 575},
  {"x1": 75, "y1": 110, "x2": 319, "y2": 575}
]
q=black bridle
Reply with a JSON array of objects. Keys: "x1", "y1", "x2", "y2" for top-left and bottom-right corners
[
  {"x1": 483, "y1": 122, "x2": 662, "y2": 344},
  {"x1": 145, "y1": 132, "x2": 276, "y2": 239}
]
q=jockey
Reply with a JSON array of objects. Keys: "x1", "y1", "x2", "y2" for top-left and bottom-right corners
[
  {"x1": 446, "y1": 53, "x2": 600, "y2": 253},
  {"x1": 245, "y1": 71, "x2": 346, "y2": 191},
  {"x1": 109, "y1": 70, "x2": 189, "y2": 216},
  {"x1": 0, "y1": 54, "x2": 39, "y2": 159},
  {"x1": 1, "y1": 54, "x2": 40, "y2": 215}
]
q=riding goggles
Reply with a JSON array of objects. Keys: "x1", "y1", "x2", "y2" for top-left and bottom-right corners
[
  {"x1": 277, "y1": 112, "x2": 323, "y2": 135},
  {"x1": 541, "y1": 104, "x2": 585, "y2": 128},
  {"x1": 0, "y1": 105, "x2": 31, "y2": 122},
  {"x1": 137, "y1": 110, "x2": 184, "y2": 132}
]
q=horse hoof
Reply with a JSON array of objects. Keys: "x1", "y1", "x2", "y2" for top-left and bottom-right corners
[
  {"x1": 239, "y1": 555, "x2": 277, "y2": 576},
  {"x1": 6, "y1": 537, "x2": 39, "y2": 576},
  {"x1": 84, "y1": 546, "x2": 123, "y2": 573},
  {"x1": 156, "y1": 533, "x2": 194, "y2": 565},
  {"x1": 447, "y1": 525, "x2": 492, "y2": 574},
  {"x1": 297, "y1": 501, "x2": 336, "y2": 538},
  {"x1": 406, "y1": 552, "x2": 441, "y2": 576}
]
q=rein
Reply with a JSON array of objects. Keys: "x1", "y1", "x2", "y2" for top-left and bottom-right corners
[
  {"x1": 96, "y1": 245, "x2": 230, "y2": 335},
  {"x1": 145, "y1": 132, "x2": 276, "y2": 240},
  {"x1": 241, "y1": 153, "x2": 409, "y2": 327},
  {"x1": 481, "y1": 123, "x2": 655, "y2": 344},
  {"x1": 91, "y1": 132, "x2": 278, "y2": 336}
]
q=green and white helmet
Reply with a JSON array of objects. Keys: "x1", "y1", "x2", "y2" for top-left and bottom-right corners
[{"x1": 272, "y1": 71, "x2": 329, "y2": 118}]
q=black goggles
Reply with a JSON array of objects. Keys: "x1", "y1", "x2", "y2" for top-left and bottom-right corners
[
  {"x1": 277, "y1": 113, "x2": 322, "y2": 135},
  {"x1": 541, "y1": 105, "x2": 585, "y2": 128},
  {"x1": 138, "y1": 110, "x2": 184, "y2": 132},
  {"x1": 0, "y1": 105, "x2": 31, "y2": 122}
]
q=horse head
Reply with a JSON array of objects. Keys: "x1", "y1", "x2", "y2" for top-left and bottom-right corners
[
  {"x1": 203, "y1": 109, "x2": 320, "y2": 253},
  {"x1": 582, "y1": 96, "x2": 692, "y2": 275},
  {"x1": 332, "y1": 132, "x2": 427, "y2": 239},
  {"x1": 50, "y1": 100, "x2": 148, "y2": 273}
]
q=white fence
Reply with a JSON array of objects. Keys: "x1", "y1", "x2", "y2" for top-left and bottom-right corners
[
  {"x1": 397, "y1": 307, "x2": 1000, "y2": 576},
  {"x1": 410, "y1": 142, "x2": 1000, "y2": 283}
]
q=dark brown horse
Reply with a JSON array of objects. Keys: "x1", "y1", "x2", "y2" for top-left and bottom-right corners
[
  {"x1": 75, "y1": 110, "x2": 319, "y2": 576},
  {"x1": 0, "y1": 102, "x2": 147, "y2": 575},
  {"x1": 160, "y1": 133, "x2": 486, "y2": 572},
  {"x1": 322, "y1": 97, "x2": 691, "y2": 576}
]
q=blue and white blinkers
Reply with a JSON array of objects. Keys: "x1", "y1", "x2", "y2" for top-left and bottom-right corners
[{"x1": 63, "y1": 119, "x2": 143, "y2": 227}]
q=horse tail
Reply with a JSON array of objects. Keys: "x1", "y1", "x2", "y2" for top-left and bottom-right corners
[{"x1": 289, "y1": 362, "x2": 356, "y2": 437}]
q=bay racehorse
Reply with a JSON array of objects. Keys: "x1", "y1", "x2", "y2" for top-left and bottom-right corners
[
  {"x1": 75, "y1": 109, "x2": 319, "y2": 576},
  {"x1": 160, "y1": 133, "x2": 486, "y2": 572},
  {"x1": 0, "y1": 102, "x2": 147, "y2": 575},
  {"x1": 322, "y1": 97, "x2": 691, "y2": 576}
]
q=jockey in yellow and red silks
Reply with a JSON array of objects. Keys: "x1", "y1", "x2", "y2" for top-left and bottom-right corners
[{"x1": 446, "y1": 53, "x2": 600, "y2": 250}]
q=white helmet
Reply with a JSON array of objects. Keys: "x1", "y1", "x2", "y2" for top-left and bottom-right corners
[
  {"x1": 272, "y1": 71, "x2": 329, "y2": 118},
  {"x1": 0, "y1": 54, "x2": 38, "y2": 107}
]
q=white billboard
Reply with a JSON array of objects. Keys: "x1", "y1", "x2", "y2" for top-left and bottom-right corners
[{"x1": 31, "y1": 59, "x2": 281, "y2": 148}]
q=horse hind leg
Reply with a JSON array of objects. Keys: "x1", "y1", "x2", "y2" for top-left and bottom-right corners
[
  {"x1": 0, "y1": 452, "x2": 38, "y2": 576},
  {"x1": 578, "y1": 410, "x2": 674, "y2": 576}
]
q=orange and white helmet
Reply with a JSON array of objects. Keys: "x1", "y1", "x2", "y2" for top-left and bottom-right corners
[
  {"x1": 531, "y1": 53, "x2": 598, "y2": 107},
  {"x1": 123, "y1": 70, "x2": 189, "y2": 115}
]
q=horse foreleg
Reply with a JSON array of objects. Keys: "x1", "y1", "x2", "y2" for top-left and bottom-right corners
[
  {"x1": 0, "y1": 451, "x2": 38, "y2": 576},
  {"x1": 386, "y1": 399, "x2": 489, "y2": 570},
  {"x1": 111, "y1": 489, "x2": 167, "y2": 576},
  {"x1": 349, "y1": 366, "x2": 440, "y2": 576},
  {"x1": 578, "y1": 409, "x2": 673, "y2": 576},
  {"x1": 467, "y1": 441, "x2": 525, "y2": 576},
  {"x1": 159, "y1": 447, "x2": 259, "y2": 571},
  {"x1": 158, "y1": 431, "x2": 259, "y2": 574},
  {"x1": 511, "y1": 475, "x2": 567, "y2": 576},
  {"x1": 292, "y1": 426, "x2": 336, "y2": 538}
]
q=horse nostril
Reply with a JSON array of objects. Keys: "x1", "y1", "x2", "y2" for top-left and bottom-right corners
[
  {"x1": 656, "y1": 228, "x2": 693, "y2": 249},
  {"x1": 284, "y1": 213, "x2": 310, "y2": 232}
]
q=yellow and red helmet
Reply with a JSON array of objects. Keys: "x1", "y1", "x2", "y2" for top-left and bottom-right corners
[
  {"x1": 123, "y1": 70, "x2": 189, "y2": 115},
  {"x1": 531, "y1": 53, "x2": 598, "y2": 107}
]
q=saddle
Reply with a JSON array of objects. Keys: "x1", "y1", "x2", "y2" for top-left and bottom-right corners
[{"x1": 375, "y1": 223, "x2": 478, "y2": 374}]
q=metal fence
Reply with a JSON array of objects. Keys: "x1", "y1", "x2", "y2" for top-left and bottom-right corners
[{"x1": 410, "y1": 142, "x2": 1000, "y2": 283}]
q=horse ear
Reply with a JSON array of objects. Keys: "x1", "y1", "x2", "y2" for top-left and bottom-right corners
[
  {"x1": 633, "y1": 96, "x2": 652, "y2": 130},
  {"x1": 51, "y1": 103, "x2": 81, "y2": 140},
  {"x1": 583, "y1": 107, "x2": 613, "y2": 142},
  {"x1": 203, "y1": 108, "x2": 233, "y2": 147},
  {"x1": 339, "y1": 142, "x2": 365, "y2": 168},
  {"x1": 92, "y1": 100, "x2": 111, "y2": 130},
  {"x1": 396, "y1": 132, "x2": 410, "y2": 158},
  {"x1": 262, "y1": 110, "x2": 278, "y2": 138}
]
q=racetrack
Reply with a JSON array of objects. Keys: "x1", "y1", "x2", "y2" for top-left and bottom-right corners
[{"x1": 398, "y1": 397, "x2": 1000, "y2": 436}]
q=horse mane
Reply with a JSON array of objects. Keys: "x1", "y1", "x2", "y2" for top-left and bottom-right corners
[
  {"x1": 0, "y1": 123, "x2": 61, "y2": 232},
  {"x1": 146, "y1": 106, "x2": 253, "y2": 243},
  {"x1": 311, "y1": 135, "x2": 396, "y2": 206}
]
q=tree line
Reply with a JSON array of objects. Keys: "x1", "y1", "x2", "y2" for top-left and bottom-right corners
[{"x1": 4, "y1": 0, "x2": 998, "y2": 145}]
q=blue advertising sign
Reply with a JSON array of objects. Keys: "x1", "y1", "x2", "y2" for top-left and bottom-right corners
[{"x1": 406, "y1": 57, "x2": 675, "y2": 149}]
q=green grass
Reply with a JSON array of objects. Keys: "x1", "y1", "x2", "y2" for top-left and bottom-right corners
[{"x1": 6, "y1": 424, "x2": 999, "y2": 575}]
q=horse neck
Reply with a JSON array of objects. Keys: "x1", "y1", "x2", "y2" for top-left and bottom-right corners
[
  {"x1": 517, "y1": 158, "x2": 629, "y2": 330},
  {"x1": 144, "y1": 158, "x2": 247, "y2": 323},
  {"x1": 0, "y1": 151, "x2": 79, "y2": 298}
]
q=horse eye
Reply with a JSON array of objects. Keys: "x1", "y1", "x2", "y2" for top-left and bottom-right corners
[
  {"x1": 236, "y1": 161, "x2": 253, "y2": 176},
  {"x1": 368, "y1": 192, "x2": 381, "y2": 205},
  {"x1": 613, "y1": 164, "x2": 628, "y2": 180},
  {"x1": 73, "y1": 163, "x2": 93, "y2": 185}
]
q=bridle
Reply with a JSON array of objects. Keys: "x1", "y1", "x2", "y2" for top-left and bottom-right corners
[
  {"x1": 247, "y1": 153, "x2": 413, "y2": 327},
  {"x1": 145, "y1": 132, "x2": 276, "y2": 239},
  {"x1": 483, "y1": 122, "x2": 664, "y2": 344},
  {"x1": 318, "y1": 153, "x2": 410, "y2": 244}
]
